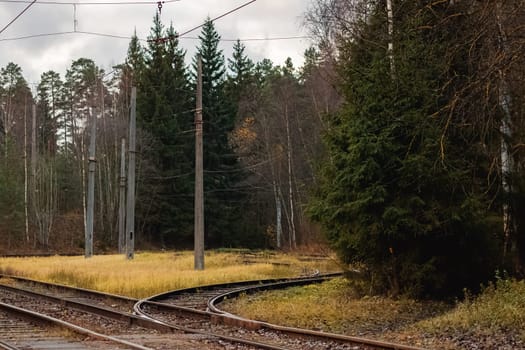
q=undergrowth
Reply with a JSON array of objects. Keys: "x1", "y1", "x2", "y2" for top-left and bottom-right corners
[
  {"x1": 223, "y1": 275, "x2": 525, "y2": 348},
  {"x1": 416, "y1": 277, "x2": 525, "y2": 339}
]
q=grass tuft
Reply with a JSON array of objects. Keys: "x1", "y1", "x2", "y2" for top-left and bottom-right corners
[{"x1": 417, "y1": 278, "x2": 525, "y2": 339}]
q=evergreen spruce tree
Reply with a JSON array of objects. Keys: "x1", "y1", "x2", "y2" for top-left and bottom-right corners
[
  {"x1": 227, "y1": 40, "x2": 255, "y2": 101},
  {"x1": 134, "y1": 14, "x2": 194, "y2": 246},
  {"x1": 126, "y1": 30, "x2": 145, "y2": 85},
  {"x1": 309, "y1": 1, "x2": 500, "y2": 297},
  {"x1": 194, "y1": 19, "x2": 245, "y2": 246}
]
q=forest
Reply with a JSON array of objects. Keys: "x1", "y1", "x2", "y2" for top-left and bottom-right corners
[
  {"x1": 0, "y1": 13, "x2": 338, "y2": 252},
  {"x1": 1, "y1": 0, "x2": 525, "y2": 297}
]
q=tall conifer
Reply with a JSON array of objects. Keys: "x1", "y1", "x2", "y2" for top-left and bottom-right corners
[
  {"x1": 194, "y1": 19, "x2": 244, "y2": 246},
  {"x1": 132, "y1": 14, "x2": 193, "y2": 245},
  {"x1": 309, "y1": 1, "x2": 500, "y2": 297}
]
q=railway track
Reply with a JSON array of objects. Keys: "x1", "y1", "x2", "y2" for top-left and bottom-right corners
[
  {"x1": 137, "y1": 275, "x2": 428, "y2": 350},
  {"x1": 141, "y1": 274, "x2": 340, "y2": 311},
  {"x1": 0, "y1": 275, "x2": 263, "y2": 349},
  {"x1": 0, "y1": 301, "x2": 150, "y2": 349},
  {"x1": 0, "y1": 274, "x2": 428, "y2": 350}
]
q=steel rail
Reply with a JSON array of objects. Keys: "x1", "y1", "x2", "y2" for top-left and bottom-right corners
[
  {"x1": 0, "y1": 280, "x2": 297, "y2": 350},
  {"x1": 0, "y1": 341, "x2": 19, "y2": 350},
  {"x1": 136, "y1": 275, "x2": 429, "y2": 350},
  {"x1": 207, "y1": 279, "x2": 429, "y2": 350},
  {"x1": 143, "y1": 273, "x2": 342, "y2": 305},
  {"x1": 0, "y1": 283, "x2": 175, "y2": 332},
  {"x1": 0, "y1": 273, "x2": 138, "y2": 304},
  {"x1": 0, "y1": 272, "x2": 424, "y2": 349},
  {"x1": 0, "y1": 302, "x2": 153, "y2": 350}
]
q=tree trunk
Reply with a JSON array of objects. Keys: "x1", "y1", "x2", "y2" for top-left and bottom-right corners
[
  {"x1": 386, "y1": 0, "x2": 395, "y2": 75},
  {"x1": 284, "y1": 104, "x2": 297, "y2": 249},
  {"x1": 272, "y1": 180, "x2": 282, "y2": 249},
  {"x1": 496, "y1": 2, "x2": 514, "y2": 258}
]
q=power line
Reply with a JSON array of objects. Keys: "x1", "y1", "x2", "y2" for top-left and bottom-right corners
[
  {"x1": 0, "y1": 30, "x2": 75, "y2": 41},
  {"x1": 0, "y1": 30, "x2": 309, "y2": 43},
  {"x1": 77, "y1": 30, "x2": 137, "y2": 40},
  {"x1": 148, "y1": 0, "x2": 257, "y2": 43},
  {"x1": 178, "y1": 0, "x2": 256, "y2": 37},
  {"x1": 0, "y1": 0, "x2": 37, "y2": 35},
  {"x1": 0, "y1": 0, "x2": 179, "y2": 5},
  {"x1": 0, "y1": 0, "x2": 307, "y2": 45},
  {"x1": 181, "y1": 36, "x2": 310, "y2": 42}
]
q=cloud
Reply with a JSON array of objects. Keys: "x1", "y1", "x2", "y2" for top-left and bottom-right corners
[{"x1": 0, "y1": 0, "x2": 312, "y2": 85}]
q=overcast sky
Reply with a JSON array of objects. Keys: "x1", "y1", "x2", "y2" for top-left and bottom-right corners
[{"x1": 0, "y1": 0, "x2": 313, "y2": 88}]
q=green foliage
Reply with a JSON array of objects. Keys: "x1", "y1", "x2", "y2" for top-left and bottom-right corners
[
  {"x1": 37, "y1": 71, "x2": 62, "y2": 156},
  {"x1": 134, "y1": 14, "x2": 194, "y2": 246},
  {"x1": 0, "y1": 140, "x2": 25, "y2": 245},
  {"x1": 309, "y1": 1, "x2": 501, "y2": 297}
]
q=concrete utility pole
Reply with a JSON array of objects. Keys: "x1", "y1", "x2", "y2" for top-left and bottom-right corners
[
  {"x1": 30, "y1": 104, "x2": 37, "y2": 243},
  {"x1": 23, "y1": 103, "x2": 28, "y2": 243},
  {"x1": 126, "y1": 87, "x2": 137, "y2": 260},
  {"x1": 31, "y1": 104, "x2": 37, "y2": 196},
  {"x1": 194, "y1": 56, "x2": 205, "y2": 270},
  {"x1": 118, "y1": 137, "x2": 126, "y2": 254},
  {"x1": 85, "y1": 106, "x2": 96, "y2": 258}
]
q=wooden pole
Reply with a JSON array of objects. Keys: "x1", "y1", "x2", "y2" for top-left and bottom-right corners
[{"x1": 194, "y1": 56, "x2": 205, "y2": 270}]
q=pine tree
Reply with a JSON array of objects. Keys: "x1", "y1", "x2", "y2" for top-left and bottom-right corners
[
  {"x1": 0, "y1": 62, "x2": 31, "y2": 154},
  {"x1": 37, "y1": 71, "x2": 62, "y2": 156}
]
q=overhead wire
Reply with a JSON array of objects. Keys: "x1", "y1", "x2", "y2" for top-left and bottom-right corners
[
  {"x1": 180, "y1": 35, "x2": 310, "y2": 42},
  {"x1": 0, "y1": 0, "x2": 37, "y2": 35},
  {"x1": 0, "y1": 31, "x2": 310, "y2": 42},
  {"x1": 0, "y1": 0, "x2": 309, "y2": 44},
  {"x1": 0, "y1": 0, "x2": 314, "y2": 207},
  {"x1": 0, "y1": 0, "x2": 179, "y2": 5},
  {"x1": 178, "y1": 0, "x2": 256, "y2": 38}
]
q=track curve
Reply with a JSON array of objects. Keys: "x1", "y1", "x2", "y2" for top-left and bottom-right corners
[{"x1": 135, "y1": 275, "x2": 428, "y2": 350}]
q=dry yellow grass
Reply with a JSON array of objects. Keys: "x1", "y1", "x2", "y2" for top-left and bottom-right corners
[
  {"x1": 0, "y1": 250, "x2": 340, "y2": 298},
  {"x1": 222, "y1": 277, "x2": 525, "y2": 349},
  {"x1": 416, "y1": 278, "x2": 525, "y2": 340},
  {"x1": 222, "y1": 278, "x2": 449, "y2": 336}
]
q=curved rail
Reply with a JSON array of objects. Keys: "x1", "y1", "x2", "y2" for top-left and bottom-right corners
[
  {"x1": 0, "y1": 276, "x2": 306, "y2": 349},
  {"x1": 135, "y1": 275, "x2": 428, "y2": 350},
  {"x1": 1, "y1": 272, "x2": 428, "y2": 350},
  {"x1": 0, "y1": 302, "x2": 152, "y2": 350},
  {"x1": 141, "y1": 273, "x2": 341, "y2": 310},
  {"x1": 209, "y1": 282, "x2": 424, "y2": 350}
]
